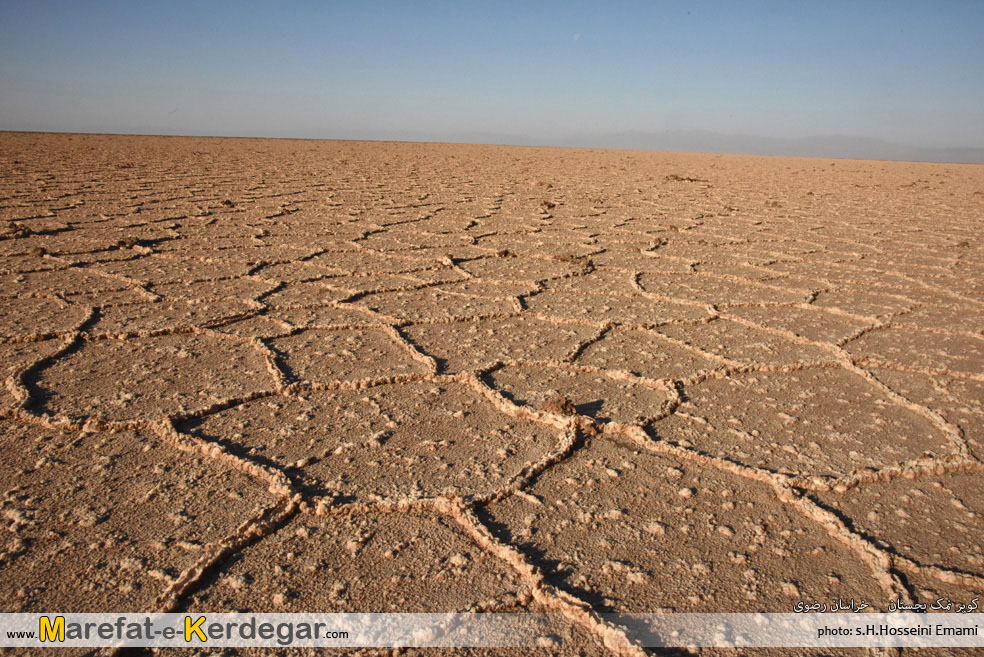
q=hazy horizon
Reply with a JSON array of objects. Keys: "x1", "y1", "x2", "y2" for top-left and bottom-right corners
[{"x1": 2, "y1": 1, "x2": 983, "y2": 161}]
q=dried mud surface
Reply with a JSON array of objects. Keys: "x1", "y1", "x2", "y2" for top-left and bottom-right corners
[{"x1": 1, "y1": 132, "x2": 983, "y2": 656}]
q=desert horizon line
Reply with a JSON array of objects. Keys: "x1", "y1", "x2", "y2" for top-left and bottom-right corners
[{"x1": 4, "y1": 128, "x2": 984, "y2": 166}]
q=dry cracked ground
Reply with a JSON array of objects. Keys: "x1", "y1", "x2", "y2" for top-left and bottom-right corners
[{"x1": 1, "y1": 132, "x2": 983, "y2": 656}]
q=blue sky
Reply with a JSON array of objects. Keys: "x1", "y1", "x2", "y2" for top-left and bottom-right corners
[{"x1": 1, "y1": 1, "x2": 982, "y2": 150}]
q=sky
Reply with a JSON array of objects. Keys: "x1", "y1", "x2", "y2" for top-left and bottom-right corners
[{"x1": 1, "y1": 0, "x2": 982, "y2": 153}]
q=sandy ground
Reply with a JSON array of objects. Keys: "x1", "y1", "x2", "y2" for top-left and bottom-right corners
[{"x1": 1, "y1": 132, "x2": 982, "y2": 655}]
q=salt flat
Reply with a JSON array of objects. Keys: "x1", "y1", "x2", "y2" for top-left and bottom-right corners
[{"x1": 1, "y1": 132, "x2": 982, "y2": 655}]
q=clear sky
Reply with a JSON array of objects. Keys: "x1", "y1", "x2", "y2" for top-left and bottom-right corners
[{"x1": 1, "y1": 0, "x2": 982, "y2": 150}]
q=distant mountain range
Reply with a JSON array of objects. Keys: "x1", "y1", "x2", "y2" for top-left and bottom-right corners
[{"x1": 434, "y1": 128, "x2": 984, "y2": 164}]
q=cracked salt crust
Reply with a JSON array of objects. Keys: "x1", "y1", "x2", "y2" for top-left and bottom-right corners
[{"x1": 1, "y1": 132, "x2": 982, "y2": 655}]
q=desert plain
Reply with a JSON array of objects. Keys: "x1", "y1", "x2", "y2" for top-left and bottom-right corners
[{"x1": 1, "y1": 132, "x2": 983, "y2": 655}]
